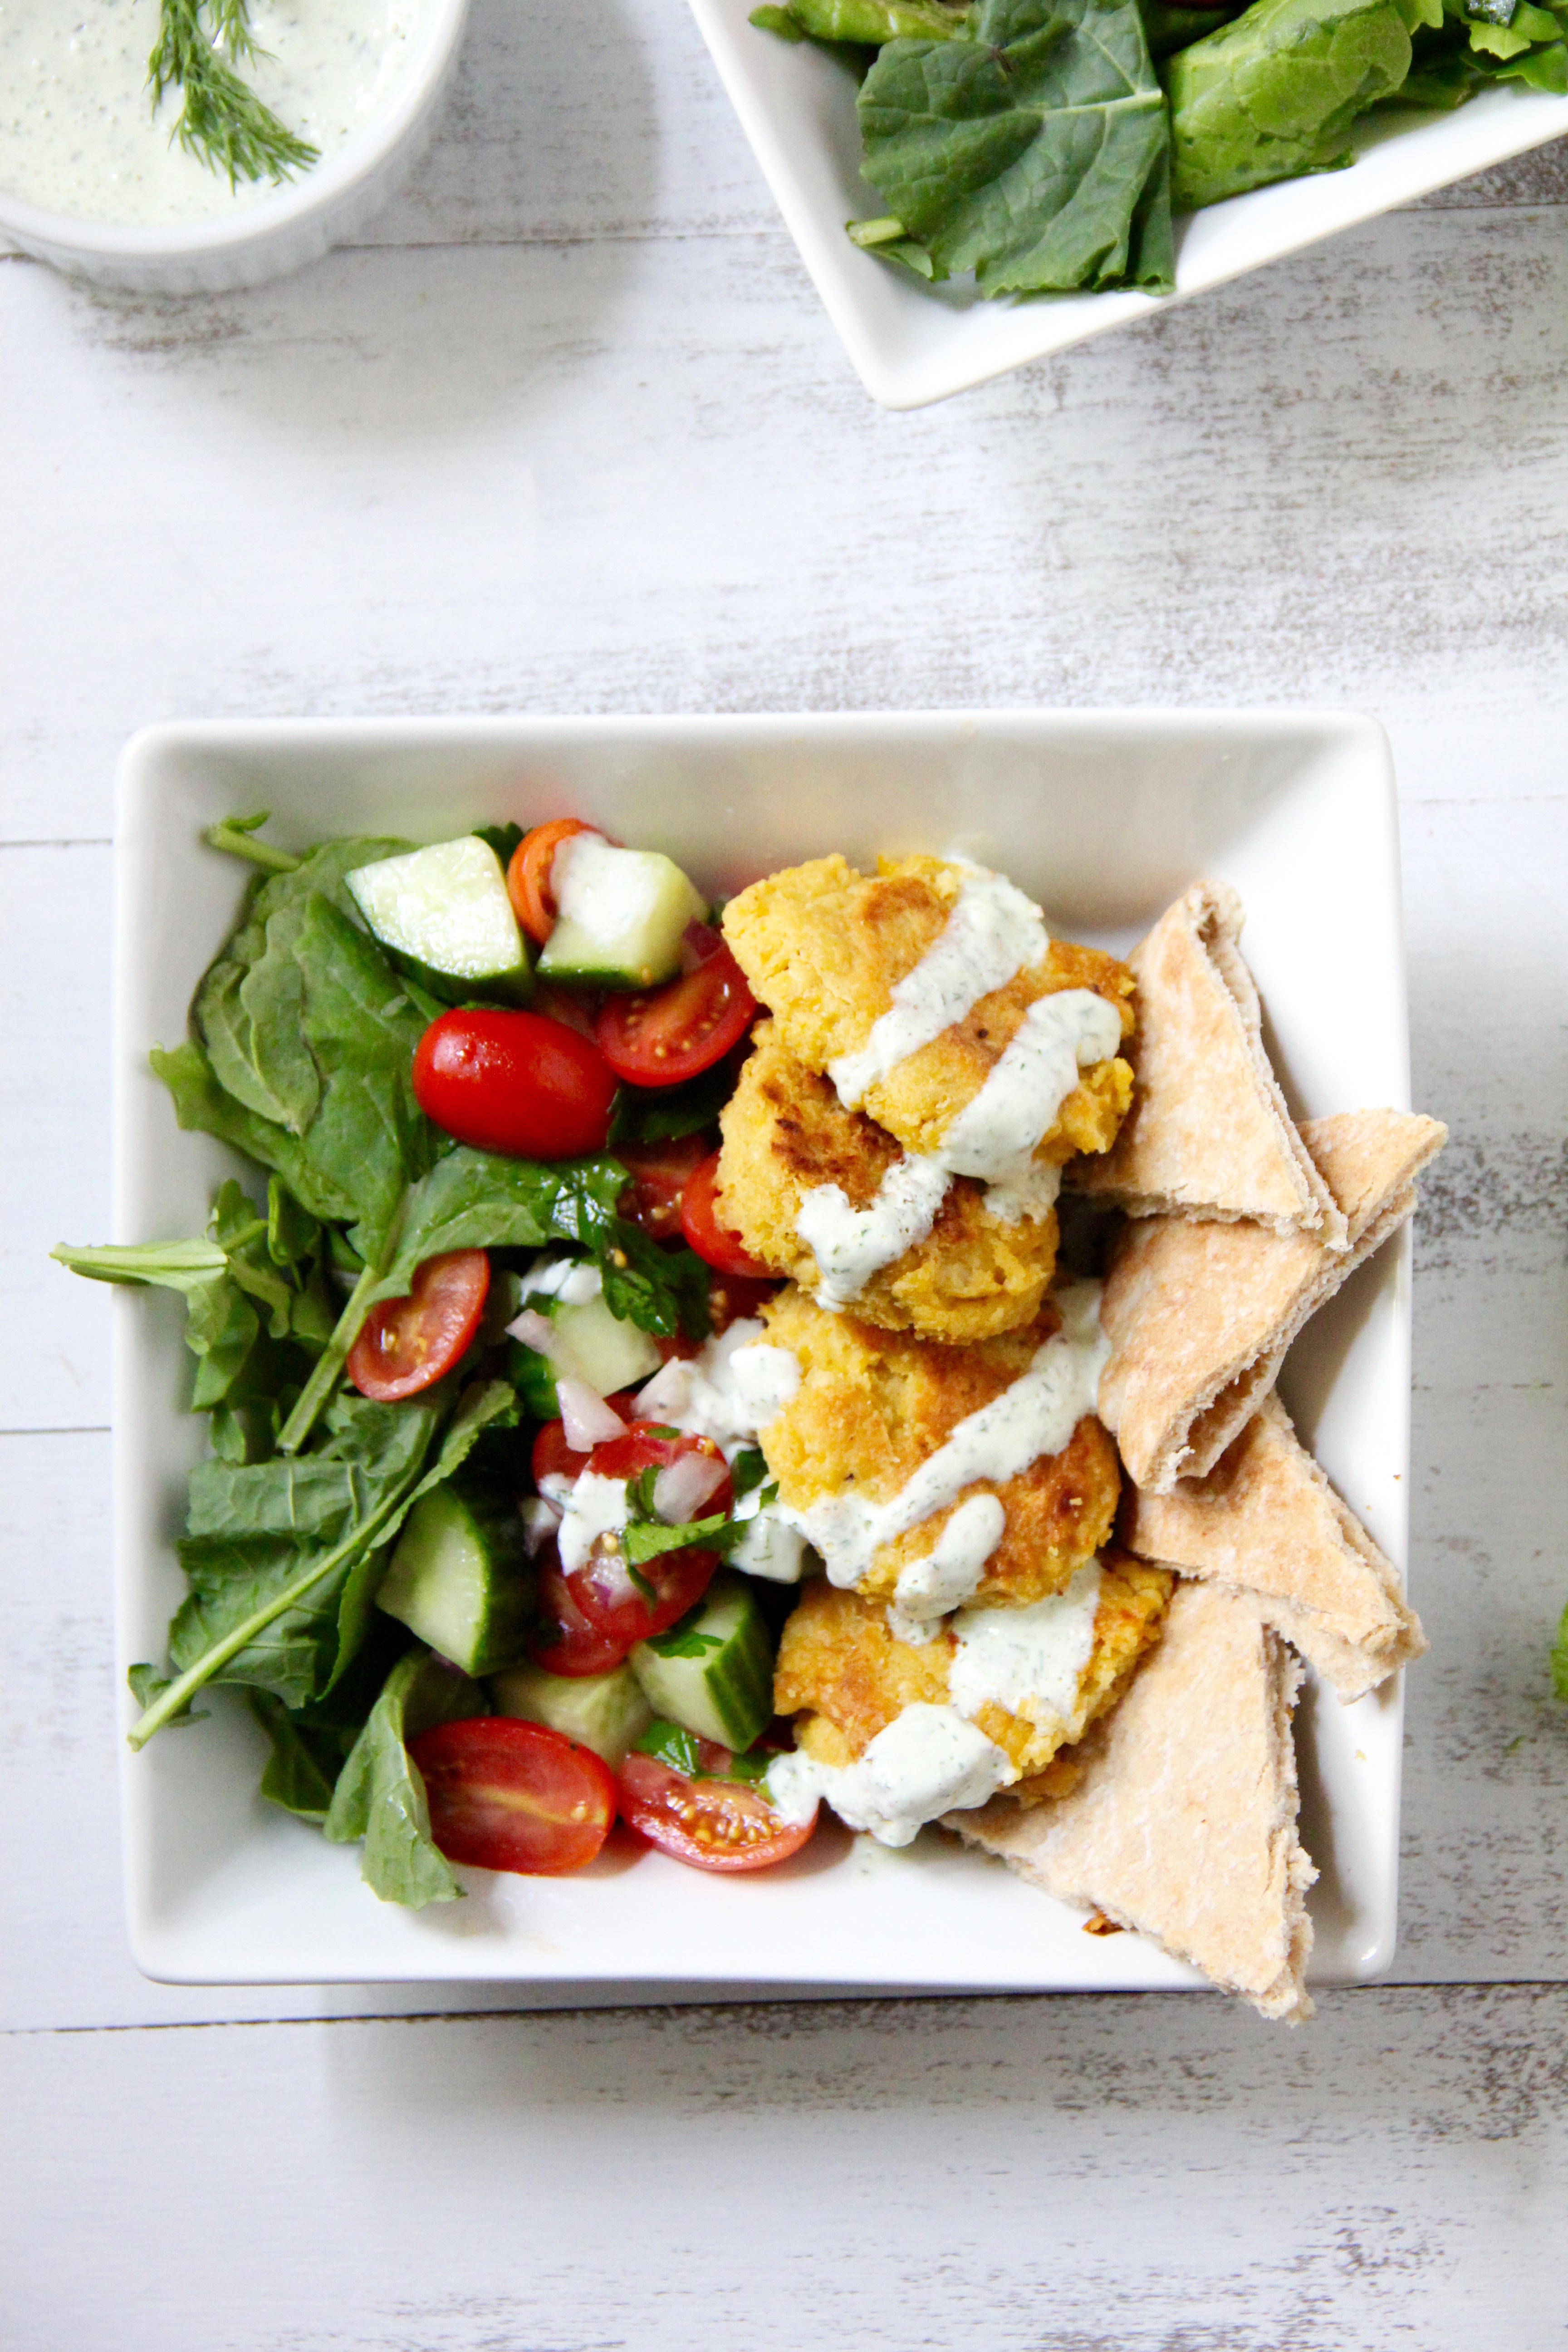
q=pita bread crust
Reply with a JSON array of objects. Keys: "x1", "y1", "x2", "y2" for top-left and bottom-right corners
[
  {"x1": 1121, "y1": 1394, "x2": 1427, "y2": 1701},
  {"x1": 1071, "y1": 883, "x2": 1345, "y2": 1244},
  {"x1": 1098, "y1": 1110, "x2": 1447, "y2": 1492},
  {"x1": 953, "y1": 1580, "x2": 1316, "y2": 2022}
]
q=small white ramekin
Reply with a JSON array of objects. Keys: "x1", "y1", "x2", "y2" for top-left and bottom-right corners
[{"x1": 0, "y1": 0, "x2": 469, "y2": 295}]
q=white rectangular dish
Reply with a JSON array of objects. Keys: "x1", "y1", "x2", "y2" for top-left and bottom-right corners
[
  {"x1": 115, "y1": 708, "x2": 1411, "y2": 1992},
  {"x1": 689, "y1": 0, "x2": 1568, "y2": 408}
]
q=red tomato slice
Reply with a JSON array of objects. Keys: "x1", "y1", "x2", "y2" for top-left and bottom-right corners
[
  {"x1": 617, "y1": 1744, "x2": 818, "y2": 1873},
  {"x1": 507, "y1": 818, "x2": 598, "y2": 946},
  {"x1": 409, "y1": 1716, "x2": 617, "y2": 1875},
  {"x1": 529, "y1": 1401, "x2": 642, "y2": 1494},
  {"x1": 680, "y1": 1150, "x2": 771, "y2": 1279},
  {"x1": 413, "y1": 1008, "x2": 618, "y2": 1159},
  {"x1": 616, "y1": 1135, "x2": 710, "y2": 1240},
  {"x1": 347, "y1": 1250, "x2": 490, "y2": 1402},
  {"x1": 595, "y1": 937, "x2": 756, "y2": 1088},
  {"x1": 564, "y1": 1426, "x2": 733, "y2": 1645},
  {"x1": 527, "y1": 1547, "x2": 635, "y2": 1676}
]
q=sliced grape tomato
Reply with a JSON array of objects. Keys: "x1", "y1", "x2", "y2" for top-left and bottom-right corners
[
  {"x1": 679, "y1": 1151, "x2": 771, "y2": 1280},
  {"x1": 507, "y1": 818, "x2": 601, "y2": 947},
  {"x1": 409, "y1": 1715, "x2": 616, "y2": 1875},
  {"x1": 347, "y1": 1250, "x2": 490, "y2": 1402},
  {"x1": 595, "y1": 936, "x2": 755, "y2": 1088},
  {"x1": 615, "y1": 1134, "x2": 709, "y2": 1241},
  {"x1": 617, "y1": 1740, "x2": 817, "y2": 1874}
]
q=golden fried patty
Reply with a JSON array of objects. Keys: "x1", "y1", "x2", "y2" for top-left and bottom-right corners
[
  {"x1": 721, "y1": 853, "x2": 1135, "y2": 1165},
  {"x1": 757, "y1": 1284, "x2": 1121, "y2": 1609},
  {"x1": 775, "y1": 1550, "x2": 1174, "y2": 1788},
  {"x1": 716, "y1": 1022, "x2": 1060, "y2": 1343}
]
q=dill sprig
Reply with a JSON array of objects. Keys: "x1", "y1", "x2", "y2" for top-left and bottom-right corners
[{"x1": 148, "y1": 0, "x2": 321, "y2": 190}]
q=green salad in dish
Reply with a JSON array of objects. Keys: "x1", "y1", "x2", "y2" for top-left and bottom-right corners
[
  {"x1": 58, "y1": 810, "x2": 823, "y2": 1905},
  {"x1": 751, "y1": 0, "x2": 1568, "y2": 296}
]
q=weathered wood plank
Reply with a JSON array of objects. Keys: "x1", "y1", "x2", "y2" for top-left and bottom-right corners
[
  {"x1": 6, "y1": 216, "x2": 1568, "y2": 845},
  {"x1": 4, "y1": 1989, "x2": 1565, "y2": 2347}
]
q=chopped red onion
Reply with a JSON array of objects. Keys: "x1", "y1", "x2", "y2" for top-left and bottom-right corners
[
  {"x1": 652, "y1": 1451, "x2": 728, "y2": 1525},
  {"x1": 558, "y1": 1377, "x2": 628, "y2": 1452},
  {"x1": 506, "y1": 1306, "x2": 568, "y2": 1365},
  {"x1": 519, "y1": 1496, "x2": 563, "y2": 1558}
]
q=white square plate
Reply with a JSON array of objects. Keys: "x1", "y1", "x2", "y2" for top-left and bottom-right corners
[
  {"x1": 690, "y1": 0, "x2": 1568, "y2": 408},
  {"x1": 116, "y1": 709, "x2": 1411, "y2": 1993}
]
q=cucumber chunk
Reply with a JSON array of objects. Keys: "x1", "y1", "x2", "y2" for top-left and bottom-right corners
[
  {"x1": 508, "y1": 1291, "x2": 664, "y2": 1417},
  {"x1": 630, "y1": 1571, "x2": 774, "y2": 1752},
  {"x1": 537, "y1": 837, "x2": 706, "y2": 990},
  {"x1": 489, "y1": 1657, "x2": 652, "y2": 1767},
  {"x1": 348, "y1": 837, "x2": 534, "y2": 1005},
  {"x1": 376, "y1": 1476, "x2": 534, "y2": 1676}
]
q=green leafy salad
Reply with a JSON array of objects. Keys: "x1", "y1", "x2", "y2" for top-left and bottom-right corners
[
  {"x1": 58, "y1": 811, "x2": 824, "y2": 1905},
  {"x1": 752, "y1": 0, "x2": 1568, "y2": 296}
]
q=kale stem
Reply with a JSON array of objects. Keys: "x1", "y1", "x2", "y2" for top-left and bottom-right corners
[
  {"x1": 275, "y1": 1256, "x2": 383, "y2": 1456},
  {"x1": 204, "y1": 820, "x2": 302, "y2": 872},
  {"x1": 126, "y1": 1480, "x2": 412, "y2": 1749}
]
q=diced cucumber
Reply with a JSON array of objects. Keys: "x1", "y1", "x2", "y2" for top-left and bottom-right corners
[
  {"x1": 348, "y1": 837, "x2": 534, "y2": 1005},
  {"x1": 489, "y1": 1657, "x2": 652, "y2": 1768},
  {"x1": 508, "y1": 1292, "x2": 663, "y2": 1418},
  {"x1": 630, "y1": 1571, "x2": 774, "y2": 1752},
  {"x1": 537, "y1": 836, "x2": 706, "y2": 990},
  {"x1": 376, "y1": 1476, "x2": 534, "y2": 1676}
]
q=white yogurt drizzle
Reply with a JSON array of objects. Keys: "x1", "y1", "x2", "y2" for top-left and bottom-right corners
[
  {"x1": 828, "y1": 865, "x2": 1050, "y2": 1110},
  {"x1": 795, "y1": 1154, "x2": 952, "y2": 1310},
  {"x1": 778, "y1": 1279, "x2": 1109, "y2": 1602},
  {"x1": 795, "y1": 862, "x2": 1120, "y2": 1307},
  {"x1": 947, "y1": 1561, "x2": 1104, "y2": 1723},
  {"x1": 766, "y1": 1703, "x2": 1014, "y2": 1847},
  {"x1": 767, "y1": 1560, "x2": 1106, "y2": 1847}
]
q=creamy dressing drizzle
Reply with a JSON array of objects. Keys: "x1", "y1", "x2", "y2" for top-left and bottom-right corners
[
  {"x1": 828, "y1": 864, "x2": 1049, "y2": 1110},
  {"x1": 795, "y1": 1154, "x2": 951, "y2": 1310},
  {"x1": 796, "y1": 862, "x2": 1119, "y2": 1308},
  {"x1": 555, "y1": 1472, "x2": 629, "y2": 1577},
  {"x1": 768, "y1": 1560, "x2": 1106, "y2": 1846},
  {"x1": 765, "y1": 1703, "x2": 1014, "y2": 1847},
  {"x1": 887, "y1": 1493, "x2": 1006, "y2": 1646},
  {"x1": 776, "y1": 1279, "x2": 1109, "y2": 1596},
  {"x1": 947, "y1": 1561, "x2": 1103, "y2": 1721},
  {"x1": 0, "y1": 0, "x2": 425, "y2": 226}
]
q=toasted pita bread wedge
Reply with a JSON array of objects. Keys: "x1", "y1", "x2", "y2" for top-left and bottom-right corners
[
  {"x1": 952, "y1": 1579, "x2": 1316, "y2": 2023},
  {"x1": 1121, "y1": 1394, "x2": 1426, "y2": 1702},
  {"x1": 1098, "y1": 1110, "x2": 1447, "y2": 1492},
  {"x1": 1071, "y1": 882, "x2": 1346, "y2": 1245}
]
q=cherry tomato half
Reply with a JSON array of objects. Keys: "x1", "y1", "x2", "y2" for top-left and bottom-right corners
[
  {"x1": 616, "y1": 1135, "x2": 710, "y2": 1241},
  {"x1": 617, "y1": 1740, "x2": 818, "y2": 1873},
  {"x1": 506, "y1": 818, "x2": 598, "y2": 946},
  {"x1": 409, "y1": 1715, "x2": 617, "y2": 1874},
  {"x1": 564, "y1": 1426, "x2": 733, "y2": 1646},
  {"x1": 527, "y1": 1546, "x2": 635, "y2": 1676},
  {"x1": 347, "y1": 1250, "x2": 490, "y2": 1401},
  {"x1": 680, "y1": 1150, "x2": 771, "y2": 1279},
  {"x1": 413, "y1": 1008, "x2": 618, "y2": 1159},
  {"x1": 529, "y1": 1402, "x2": 642, "y2": 1495},
  {"x1": 595, "y1": 937, "x2": 756, "y2": 1088}
]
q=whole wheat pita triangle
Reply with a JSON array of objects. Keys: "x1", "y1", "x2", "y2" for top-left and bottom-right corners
[
  {"x1": 1071, "y1": 881, "x2": 1347, "y2": 1245},
  {"x1": 1121, "y1": 1393, "x2": 1427, "y2": 1703},
  {"x1": 1098, "y1": 1109, "x2": 1447, "y2": 1493},
  {"x1": 953, "y1": 1579, "x2": 1316, "y2": 2022}
]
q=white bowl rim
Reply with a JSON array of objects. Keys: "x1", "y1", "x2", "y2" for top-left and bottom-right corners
[{"x1": 0, "y1": 0, "x2": 468, "y2": 259}]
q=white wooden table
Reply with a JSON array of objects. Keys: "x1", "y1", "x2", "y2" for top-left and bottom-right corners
[{"x1": 3, "y1": 3, "x2": 1566, "y2": 2339}]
